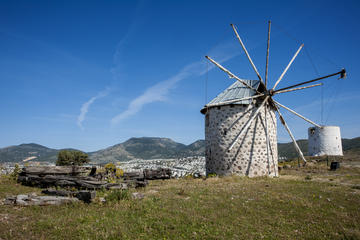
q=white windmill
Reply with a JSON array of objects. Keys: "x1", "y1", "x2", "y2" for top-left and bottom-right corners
[{"x1": 201, "y1": 21, "x2": 346, "y2": 177}]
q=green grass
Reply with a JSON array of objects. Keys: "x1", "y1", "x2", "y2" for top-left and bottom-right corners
[{"x1": 0, "y1": 167, "x2": 360, "y2": 239}]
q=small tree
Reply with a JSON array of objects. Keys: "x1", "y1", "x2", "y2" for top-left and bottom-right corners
[
  {"x1": 11, "y1": 164, "x2": 21, "y2": 180},
  {"x1": 56, "y1": 150, "x2": 89, "y2": 166}
]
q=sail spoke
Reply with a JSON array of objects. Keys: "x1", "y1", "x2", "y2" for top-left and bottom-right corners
[
  {"x1": 228, "y1": 96, "x2": 269, "y2": 150},
  {"x1": 274, "y1": 83, "x2": 323, "y2": 95},
  {"x1": 274, "y1": 69, "x2": 346, "y2": 93},
  {"x1": 205, "y1": 56, "x2": 260, "y2": 93},
  {"x1": 275, "y1": 107, "x2": 307, "y2": 164},
  {"x1": 265, "y1": 20, "x2": 271, "y2": 88},
  {"x1": 262, "y1": 105, "x2": 272, "y2": 175},
  {"x1": 274, "y1": 100, "x2": 321, "y2": 128},
  {"x1": 272, "y1": 44, "x2": 304, "y2": 90},
  {"x1": 231, "y1": 24, "x2": 263, "y2": 82}
]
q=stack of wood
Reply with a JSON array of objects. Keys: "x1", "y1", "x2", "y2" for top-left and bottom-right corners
[
  {"x1": 17, "y1": 166, "x2": 172, "y2": 191},
  {"x1": 17, "y1": 166, "x2": 145, "y2": 190}
]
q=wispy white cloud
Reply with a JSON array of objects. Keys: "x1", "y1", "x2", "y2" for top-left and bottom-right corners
[
  {"x1": 111, "y1": 41, "x2": 240, "y2": 125},
  {"x1": 77, "y1": 88, "x2": 110, "y2": 129},
  {"x1": 111, "y1": 0, "x2": 146, "y2": 82}
]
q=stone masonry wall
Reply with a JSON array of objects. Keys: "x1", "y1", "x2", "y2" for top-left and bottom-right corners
[{"x1": 205, "y1": 103, "x2": 278, "y2": 177}]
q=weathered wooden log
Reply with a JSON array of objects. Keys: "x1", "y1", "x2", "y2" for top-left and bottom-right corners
[
  {"x1": 106, "y1": 183, "x2": 129, "y2": 190},
  {"x1": 18, "y1": 174, "x2": 108, "y2": 189},
  {"x1": 21, "y1": 166, "x2": 88, "y2": 176},
  {"x1": 123, "y1": 168, "x2": 172, "y2": 181},
  {"x1": 143, "y1": 168, "x2": 172, "y2": 180},
  {"x1": 18, "y1": 173, "x2": 148, "y2": 191},
  {"x1": 42, "y1": 189, "x2": 72, "y2": 197},
  {"x1": 122, "y1": 179, "x2": 148, "y2": 188},
  {"x1": 123, "y1": 171, "x2": 145, "y2": 180}
]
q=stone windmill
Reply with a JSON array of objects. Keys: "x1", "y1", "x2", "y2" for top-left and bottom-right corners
[{"x1": 201, "y1": 21, "x2": 346, "y2": 177}]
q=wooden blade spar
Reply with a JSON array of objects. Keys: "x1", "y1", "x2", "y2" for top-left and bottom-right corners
[
  {"x1": 274, "y1": 100, "x2": 321, "y2": 128},
  {"x1": 228, "y1": 96, "x2": 269, "y2": 151},
  {"x1": 205, "y1": 56, "x2": 261, "y2": 94},
  {"x1": 274, "y1": 69, "x2": 346, "y2": 93},
  {"x1": 274, "y1": 83, "x2": 323, "y2": 95},
  {"x1": 230, "y1": 24, "x2": 263, "y2": 82},
  {"x1": 275, "y1": 107, "x2": 307, "y2": 164},
  {"x1": 264, "y1": 104, "x2": 273, "y2": 175},
  {"x1": 272, "y1": 44, "x2": 304, "y2": 90},
  {"x1": 265, "y1": 20, "x2": 271, "y2": 88}
]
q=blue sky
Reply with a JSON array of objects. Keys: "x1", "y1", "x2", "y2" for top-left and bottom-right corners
[{"x1": 0, "y1": 0, "x2": 359, "y2": 151}]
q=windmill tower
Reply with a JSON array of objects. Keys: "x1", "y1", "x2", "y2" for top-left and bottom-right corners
[
  {"x1": 308, "y1": 126, "x2": 343, "y2": 156},
  {"x1": 201, "y1": 21, "x2": 346, "y2": 177}
]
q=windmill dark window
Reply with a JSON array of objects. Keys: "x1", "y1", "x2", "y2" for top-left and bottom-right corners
[{"x1": 205, "y1": 114, "x2": 210, "y2": 127}]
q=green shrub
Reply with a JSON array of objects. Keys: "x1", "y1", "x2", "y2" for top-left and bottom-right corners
[
  {"x1": 183, "y1": 174, "x2": 193, "y2": 180},
  {"x1": 11, "y1": 164, "x2": 21, "y2": 180},
  {"x1": 207, "y1": 173, "x2": 217, "y2": 178},
  {"x1": 104, "y1": 163, "x2": 116, "y2": 172},
  {"x1": 56, "y1": 150, "x2": 89, "y2": 166}
]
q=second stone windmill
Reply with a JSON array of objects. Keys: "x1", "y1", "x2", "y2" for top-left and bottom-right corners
[{"x1": 201, "y1": 22, "x2": 346, "y2": 177}]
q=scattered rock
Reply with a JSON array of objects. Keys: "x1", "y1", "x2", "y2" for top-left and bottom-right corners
[
  {"x1": 4, "y1": 196, "x2": 16, "y2": 205},
  {"x1": 147, "y1": 190, "x2": 158, "y2": 194},
  {"x1": 75, "y1": 191, "x2": 96, "y2": 203},
  {"x1": 192, "y1": 172, "x2": 202, "y2": 178},
  {"x1": 4, "y1": 194, "x2": 79, "y2": 206},
  {"x1": 41, "y1": 189, "x2": 96, "y2": 203},
  {"x1": 107, "y1": 183, "x2": 128, "y2": 190},
  {"x1": 122, "y1": 180, "x2": 148, "y2": 189},
  {"x1": 132, "y1": 192, "x2": 145, "y2": 200}
]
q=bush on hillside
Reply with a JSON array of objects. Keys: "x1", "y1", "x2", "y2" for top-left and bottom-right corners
[{"x1": 56, "y1": 150, "x2": 89, "y2": 166}]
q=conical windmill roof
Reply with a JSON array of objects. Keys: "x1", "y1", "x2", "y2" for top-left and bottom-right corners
[{"x1": 201, "y1": 79, "x2": 261, "y2": 114}]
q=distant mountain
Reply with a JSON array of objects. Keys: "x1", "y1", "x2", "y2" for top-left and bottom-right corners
[
  {"x1": 1, "y1": 137, "x2": 359, "y2": 164},
  {"x1": 181, "y1": 140, "x2": 205, "y2": 157},
  {"x1": 89, "y1": 137, "x2": 204, "y2": 164},
  {"x1": 0, "y1": 143, "x2": 59, "y2": 163}
]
